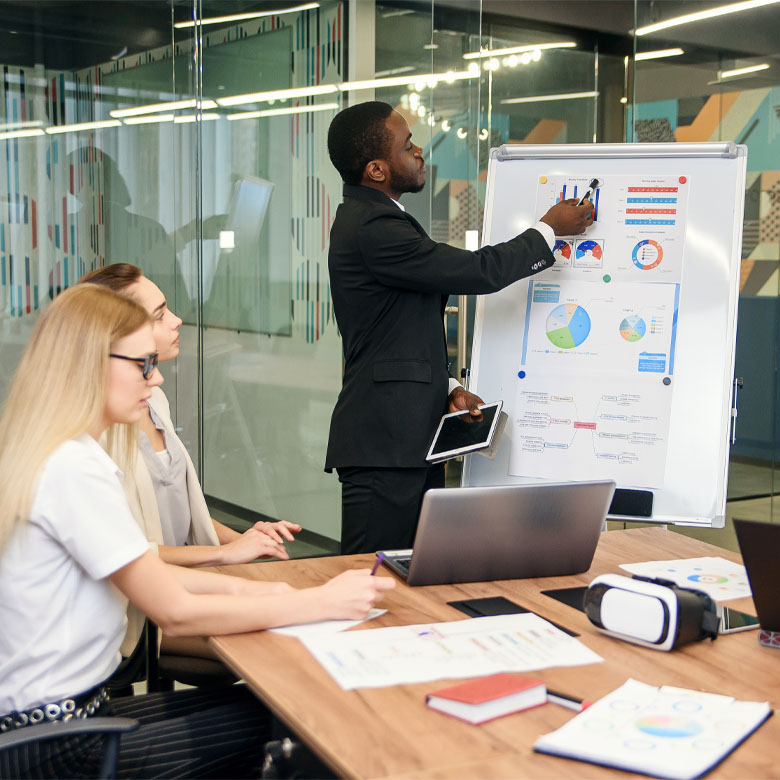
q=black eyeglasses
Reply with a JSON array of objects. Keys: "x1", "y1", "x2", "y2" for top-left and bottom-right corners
[{"x1": 109, "y1": 352, "x2": 159, "y2": 379}]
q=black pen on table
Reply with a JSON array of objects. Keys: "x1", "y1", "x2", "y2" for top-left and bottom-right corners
[
  {"x1": 371, "y1": 553, "x2": 385, "y2": 575},
  {"x1": 547, "y1": 689, "x2": 592, "y2": 712}
]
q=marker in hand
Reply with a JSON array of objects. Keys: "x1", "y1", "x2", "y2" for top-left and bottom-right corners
[
  {"x1": 371, "y1": 553, "x2": 386, "y2": 576},
  {"x1": 576, "y1": 178, "x2": 601, "y2": 206}
]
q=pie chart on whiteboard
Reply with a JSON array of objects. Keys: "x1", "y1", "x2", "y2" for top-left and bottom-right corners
[{"x1": 546, "y1": 303, "x2": 591, "y2": 349}]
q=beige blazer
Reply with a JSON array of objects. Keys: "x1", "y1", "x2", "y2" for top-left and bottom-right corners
[{"x1": 117, "y1": 386, "x2": 219, "y2": 656}]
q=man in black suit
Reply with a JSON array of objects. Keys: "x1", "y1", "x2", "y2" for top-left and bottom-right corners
[{"x1": 325, "y1": 101, "x2": 593, "y2": 554}]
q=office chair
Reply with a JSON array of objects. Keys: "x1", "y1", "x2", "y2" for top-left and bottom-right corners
[
  {"x1": 0, "y1": 718, "x2": 139, "y2": 779},
  {"x1": 145, "y1": 622, "x2": 238, "y2": 692},
  {"x1": 107, "y1": 621, "x2": 236, "y2": 697}
]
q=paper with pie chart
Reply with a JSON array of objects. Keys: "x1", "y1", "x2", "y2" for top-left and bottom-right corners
[
  {"x1": 535, "y1": 173, "x2": 689, "y2": 284},
  {"x1": 619, "y1": 557, "x2": 751, "y2": 601},
  {"x1": 520, "y1": 280, "x2": 678, "y2": 375},
  {"x1": 534, "y1": 678, "x2": 771, "y2": 780}
]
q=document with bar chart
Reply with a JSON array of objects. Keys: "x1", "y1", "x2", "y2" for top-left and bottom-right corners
[
  {"x1": 504, "y1": 174, "x2": 689, "y2": 488},
  {"x1": 535, "y1": 173, "x2": 689, "y2": 284}
]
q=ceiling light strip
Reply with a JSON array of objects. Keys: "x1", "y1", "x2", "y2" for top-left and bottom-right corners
[
  {"x1": 173, "y1": 113, "x2": 220, "y2": 124},
  {"x1": 463, "y1": 42, "x2": 577, "y2": 60},
  {"x1": 111, "y1": 99, "x2": 217, "y2": 118},
  {"x1": 217, "y1": 84, "x2": 338, "y2": 107},
  {"x1": 501, "y1": 91, "x2": 599, "y2": 105},
  {"x1": 339, "y1": 70, "x2": 473, "y2": 92},
  {"x1": 227, "y1": 102, "x2": 339, "y2": 121},
  {"x1": 635, "y1": 48, "x2": 685, "y2": 61},
  {"x1": 174, "y1": 3, "x2": 319, "y2": 29},
  {"x1": 0, "y1": 120, "x2": 45, "y2": 131},
  {"x1": 719, "y1": 63, "x2": 770, "y2": 78},
  {"x1": 45, "y1": 120, "x2": 121, "y2": 135},
  {"x1": 0, "y1": 128, "x2": 46, "y2": 140},
  {"x1": 123, "y1": 114, "x2": 176, "y2": 125},
  {"x1": 634, "y1": 0, "x2": 780, "y2": 36}
]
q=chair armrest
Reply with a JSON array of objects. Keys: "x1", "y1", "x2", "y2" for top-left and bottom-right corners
[{"x1": 0, "y1": 717, "x2": 139, "y2": 749}]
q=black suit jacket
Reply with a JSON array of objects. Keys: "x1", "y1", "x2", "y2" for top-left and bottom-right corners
[{"x1": 325, "y1": 183, "x2": 554, "y2": 471}]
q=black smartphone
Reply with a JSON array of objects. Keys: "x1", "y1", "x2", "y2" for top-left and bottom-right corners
[
  {"x1": 447, "y1": 596, "x2": 578, "y2": 636},
  {"x1": 541, "y1": 586, "x2": 588, "y2": 613},
  {"x1": 718, "y1": 606, "x2": 760, "y2": 634}
]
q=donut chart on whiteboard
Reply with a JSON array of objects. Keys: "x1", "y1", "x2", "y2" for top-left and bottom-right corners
[
  {"x1": 554, "y1": 240, "x2": 573, "y2": 264},
  {"x1": 632, "y1": 239, "x2": 663, "y2": 270}
]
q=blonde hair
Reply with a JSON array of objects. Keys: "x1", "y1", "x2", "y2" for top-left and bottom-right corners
[{"x1": 0, "y1": 284, "x2": 151, "y2": 549}]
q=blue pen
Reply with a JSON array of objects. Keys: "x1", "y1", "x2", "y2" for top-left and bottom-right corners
[{"x1": 371, "y1": 553, "x2": 385, "y2": 575}]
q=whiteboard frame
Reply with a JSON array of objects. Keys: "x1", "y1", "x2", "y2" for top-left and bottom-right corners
[{"x1": 463, "y1": 142, "x2": 747, "y2": 528}]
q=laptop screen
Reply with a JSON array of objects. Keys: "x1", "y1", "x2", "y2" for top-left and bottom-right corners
[{"x1": 734, "y1": 518, "x2": 780, "y2": 631}]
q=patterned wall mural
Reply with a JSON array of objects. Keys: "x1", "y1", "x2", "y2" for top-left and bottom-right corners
[{"x1": 633, "y1": 86, "x2": 780, "y2": 296}]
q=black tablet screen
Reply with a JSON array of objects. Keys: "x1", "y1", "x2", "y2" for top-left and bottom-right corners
[{"x1": 429, "y1": 404, "x2": 499, "y2": 457}]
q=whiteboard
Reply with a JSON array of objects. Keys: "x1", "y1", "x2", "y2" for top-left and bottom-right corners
[{"x1": 463, "y1": 143, "x2": 747, "y2": 528}]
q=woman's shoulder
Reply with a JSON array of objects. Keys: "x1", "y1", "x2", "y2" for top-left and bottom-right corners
[
  {"x1": 34, "y1": 436, "x2": 124, "y2": 515},
  {"x1": 45, "y1": 435, "x2": 118, "y2": 477}
]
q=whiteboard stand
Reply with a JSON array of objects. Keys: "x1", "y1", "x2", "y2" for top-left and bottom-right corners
[{"x1": 463, "y1": 142, "x2": 747, "y2": 529}]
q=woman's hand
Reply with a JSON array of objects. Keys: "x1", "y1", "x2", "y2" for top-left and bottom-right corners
[
  {"x1": 251, "y1": 520, "x2": 302, "y2": 543},
  {"x1": 219, "y1": 527, "x2": 290, "y2": 564},
  {"x1": 315, "y1": 569, "x2": 396, "y2": 620}
]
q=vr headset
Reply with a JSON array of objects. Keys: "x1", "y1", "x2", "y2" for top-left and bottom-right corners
[{"x1": 585, "y1": 574, "x2": 719, "y2": 651}]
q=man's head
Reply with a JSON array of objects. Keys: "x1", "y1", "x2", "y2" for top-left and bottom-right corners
[{"x1": 328, "y1": 102, "x2": 426, "y2": 198}]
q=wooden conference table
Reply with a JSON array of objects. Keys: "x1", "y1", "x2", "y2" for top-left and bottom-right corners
[{"x1": 210, "y1": 528, "x2": 779, "y2": 779}]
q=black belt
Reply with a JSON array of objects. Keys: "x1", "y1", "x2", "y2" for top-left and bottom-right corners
[{"x1": 0, "y1": 684, "x2": 110, "y2": 733}]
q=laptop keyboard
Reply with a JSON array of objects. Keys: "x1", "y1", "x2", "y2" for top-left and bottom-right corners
[{"x1": 393, "y1": 557, "x2": 412, "y2": 574}]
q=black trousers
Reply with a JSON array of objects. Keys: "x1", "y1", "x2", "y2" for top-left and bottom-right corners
[
  {"x1": 0, "y1": 685, "x2": 270, "y2": 779},
  {"x1": 337, "y1": 463, "x2": 446, "y2": 554}
]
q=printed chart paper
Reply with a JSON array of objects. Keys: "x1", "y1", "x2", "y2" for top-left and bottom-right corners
[
  {"x1": 536, "y1": 174, "x2": 689, "y2": 285},
  {"x1": 510, "y1": 372, "x2": 671, "y2": 487},
  {"x1": 619, "y1": 558, "x2": 751, "y2": 601},
  {"x1": 508, "y1": 172, "x2": 688, "y2": 489},
  {"x1": 534, "y1": 678, "x2": 771, "y2": 780},
  {"x1": 300, "y1": 613, "x2": 603, "y2": 690}
]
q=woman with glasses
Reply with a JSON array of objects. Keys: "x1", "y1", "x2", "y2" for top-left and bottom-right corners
[
  {"x1": 0, "y1": 284, "x2": 393, "y2": 778},
  {"x1": 80, "y1": 264, "x2": 302, "y2": 659}
]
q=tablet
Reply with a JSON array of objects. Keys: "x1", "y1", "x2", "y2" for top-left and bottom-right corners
[{"x1": 425, "y1": 401, "x2": 503, "y2": 462}]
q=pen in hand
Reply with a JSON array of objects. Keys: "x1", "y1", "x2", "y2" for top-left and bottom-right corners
[{"x1": 371, "y1": 553, "x2": 385, "y2": 576}]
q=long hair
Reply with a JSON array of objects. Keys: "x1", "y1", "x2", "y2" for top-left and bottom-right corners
[
  {"x1": 0, "y1": 284, "x2": 150, "y2": 550},
  {"x1": 77, "y1": 263, "x2": 147, "y2": 475}
]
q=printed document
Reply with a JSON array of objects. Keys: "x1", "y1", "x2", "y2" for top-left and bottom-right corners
[
  {"x1": 299, "y1": 613, "x2": 603, "y2": 690},
  {"x1": 534, "y1": 678, "x2": 771, "y2": 780},
  {"x1": 619, "y1": 557, "x2": 750, "y2": 601}
]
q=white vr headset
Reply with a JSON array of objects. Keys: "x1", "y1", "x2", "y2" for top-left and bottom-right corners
[{"x1": 584, "y1": 574, "x2": 719, "y2": 651}]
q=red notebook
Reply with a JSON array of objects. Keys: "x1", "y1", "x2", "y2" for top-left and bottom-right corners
[{"x1": 426, "y1": 674, "x2": 546, "y2": 724}]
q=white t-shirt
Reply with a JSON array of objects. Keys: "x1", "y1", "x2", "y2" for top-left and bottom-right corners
[{"x1": 0, "y1": 435, "x2": 150, "y2": 713}]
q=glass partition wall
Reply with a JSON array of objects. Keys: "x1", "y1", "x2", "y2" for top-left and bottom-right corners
[
  {"x1": 0, "y1": 2, "x2": 196, "y2": 443},
  {"x1": 631, "y1": 0, "x2": 780, "y2": 541},
  {"x1": 2, "y1": 0, "x2": 775, "y2": 550}
]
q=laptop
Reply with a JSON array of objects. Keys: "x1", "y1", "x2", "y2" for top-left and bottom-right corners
[
  {"x1": 379, "y1": 480, "x2": 616, "y2": 586},
  {"x1": 733, "y1": 518, "x2": 780, "y2": 631}
]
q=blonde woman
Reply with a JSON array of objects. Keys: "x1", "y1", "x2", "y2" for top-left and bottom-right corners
[
  {"x1": 80, "y1": 263, "x2": 302, "y2": 659},
  {"x1": 0, "y1": 285, "x2": 393, "y2": 778}
]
